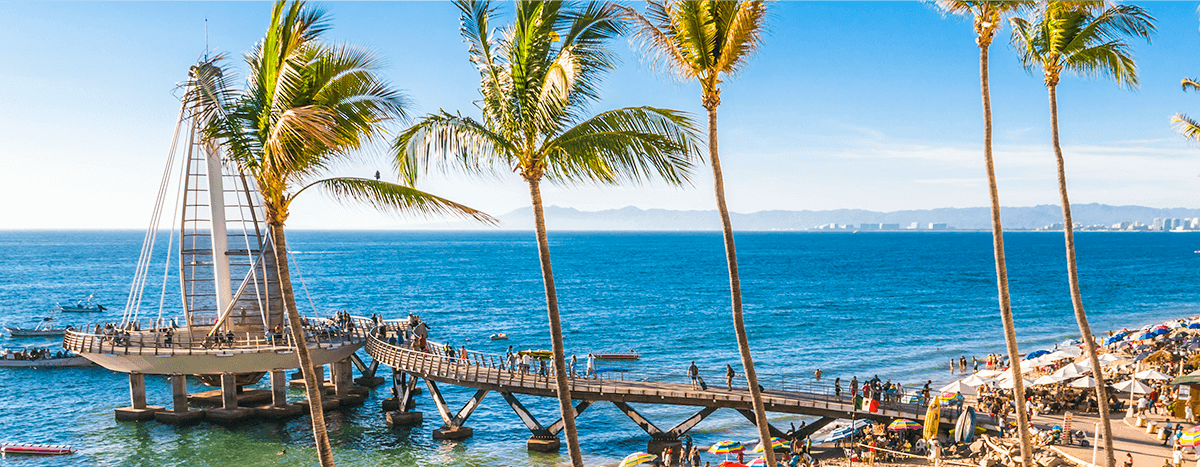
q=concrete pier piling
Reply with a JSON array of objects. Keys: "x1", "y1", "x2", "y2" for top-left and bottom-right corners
[
  {"x1": 255, "y1": 369, "x2": 303, "y2": 420},
  {"x1": 155, "y1": 374, "x2": 204, "y2": 426},
  {"x1": 205, "y1": 372, "x2": 253, "y2": 425},
  {"x1": 114, "y1": 372, "x2": 163, "y2": 421},
  {"x1": 526, "y1": 436, "x2": 561, "y2": 452}
]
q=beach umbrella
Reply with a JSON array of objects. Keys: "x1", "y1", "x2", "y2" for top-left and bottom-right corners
[
  {"x1": 1134, "y1": 369, "x2": 1172, "y2": 380},
  {"x1": 1025, "y1": 350, "x2": 1051, "y2": 359},
  {"x1": 996, "y1": 377, "x2": 1034, "y2": 389},
  {"x1": 975, "y1": 369, "x2": 1004, "y2": 378},
  {"x1": 717, "y1": 462, "x2": 749, "y2": 467},
  {"x1": 709, "y1": 441, "x2": 745, "y2": 455},
  {"x1": 1136, "y1": 332, "x2": 1156, "y2": 340},
  {"x1": 1112, "y1": 379, "x2": 1153, "y2": 395},
  {"x1": 939, "y1": 381, "x2": 977, "y2": 396},
  {"x1": 619, "y1": 452, "x2": 657, "y2": 467},
  {"x1": 1069, "y1": 376, "x2": 1097, "y2": 388},
  {"x1": 889, "y1": 419, "x2": 922, "y2": 431},
  {"x1": 959, "y1": 374, "x2": 992, "y2": 387},
  {"x1": 1098, "y1": 354, "x2": 1122, "y2": 365},
  {"x1": 1045, "y1": 351, "x2": 1074, "y2": 361},
  {"x1": 753, "y1": 437, "x2": 790, "y2": 452},
  {"x1": 1181, "y1": 427, "x2": 1200, "y2": 447},
  {"x1": 1052, "y1": 363, "x2": 1087, "y2": 379},
  {"x1": 747, "y1": 458, "x2": 769, "y2": 467},
  {"x1": 1032, "y1": 374, "x2": 1067, "y2": 386},
  {"x1": 1188, "y1": 323, "x2": 1200, "y2": 330}
]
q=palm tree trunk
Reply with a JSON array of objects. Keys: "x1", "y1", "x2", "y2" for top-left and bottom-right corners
[
  {"x1": 705, "y1": 103, "x2": 775, "y2": 465},
  {"x1": 270, "y1": 221, "x2": 335, "y2": 467},
  {"x1": 527, "y1": 178, "x2": 583, "y2": 467},
  {"x1": 980, "y1": 43, "x2": 1034, "y2": 466},
  {"x1": 1048, "y1": 84, "x2": 1115, "y2": 467}
]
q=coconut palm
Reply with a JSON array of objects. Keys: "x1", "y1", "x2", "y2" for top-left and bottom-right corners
[
  {"x1": 393, "y1": 1, "x2": 699, "y2": 465},
  {"x1": 618, "y1": 1, "x2": 773, "y2": 461},
  {"x1": 1011, "y1": 3, "x2": 1155, "y2": 466},
  {"x1": 932, "y1": 1, "x2": 1034, "y2": 463},
  {"x1": 192, "y1": 2, "x2": 494, "y2": 466},
  {"x1": 1173, "y1": 78, "x2": 1200, "y2": 140}
]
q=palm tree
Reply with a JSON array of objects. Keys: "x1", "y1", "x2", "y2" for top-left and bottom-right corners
[
  {"x1": 1011, "y1": 4, "x2": 1155, "y2": 466},
  {"x1": 193, "y1": 2, "x2": 494, "y2": 466},
  {"x1": 393, "y1": 1, "x2": 699, "y2": 465},
  {"x1": 932, "y1": 1, "x2": 1034, "y2": 463},
  {"x1": 618, "y1": 1, "x2": 773, "y2": 461},
  {"x1": 1173, "y1": 78, "x2": 1200, "y2": 140}
]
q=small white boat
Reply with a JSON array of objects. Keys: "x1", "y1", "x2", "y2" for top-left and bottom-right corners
[
  {"x1": 490, "y1": 333, "x2": 508, "y2": 340},
  {"x1": 5, "y1": 318, "x2": 71, "y2": 338},
  {"x1": 0, "y1": 442, "x2": 74, "y2": 455},
  {"x1": 0, "y1": 348, "x2": 92, "y2": 368}
]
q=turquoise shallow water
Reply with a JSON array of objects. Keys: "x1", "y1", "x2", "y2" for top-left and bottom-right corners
[{"x1": 0, "y1": 230, "x2": 1196, "y2": 466}]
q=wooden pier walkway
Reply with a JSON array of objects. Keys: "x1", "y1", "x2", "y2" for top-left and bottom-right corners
[{"x1": 365, "y1": 325, "x2": 997, "y2": 452}]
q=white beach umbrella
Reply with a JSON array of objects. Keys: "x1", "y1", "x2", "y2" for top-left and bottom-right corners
[
  {"x1": 1069, "y1": 376, "x2": 1098, "y2": 388},
  {"x1": 975, "y1": 369, "x2": 1004, "y2": 378},
  {"x1": 1032, "y1": 375, "x2": 1067, "y2": 386},
  {"x1": 940, "y1": 380, "x2": 978, "y2": 396},
  {"x1": 1059, "y1": 347, "x2": 1083, "y2": 358},
  {"x1": 1133, "y1": 369, "x2": 1172, "y2": 380},
  {"x1": 1098, "y1": 354, "x2": 1122, "y2": 365},
  {"x1": 959, "y1": 374, "x2": 992, "y2": 387},
  {"x1": 996, "y1": 377, "x2": 1034, "y2": 389},
  {"x1": 1052, "y1": 363, "x2": 1088, "y2": 379},
  {"x1": 1112, "y1": 379, "x2": 1153, "y2": 395}
]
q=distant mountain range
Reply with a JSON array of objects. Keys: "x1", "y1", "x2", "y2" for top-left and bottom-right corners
[{"x1": 488, "y1": 204, "x2": 1200, "y2": 231}]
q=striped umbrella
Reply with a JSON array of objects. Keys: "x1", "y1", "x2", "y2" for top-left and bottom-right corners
[
  {"x1": 753, "y1": 437, "x2": 790, "y2": 452},
  {"x1": 889, "y1": 419, "x2": 922, "y2": 431},
  {"x1": 709, "y1": 441, "x2": 745, "y2": 454},
  {"x1": 619, "y1": 452, "x2": 657, "y2": 467},
  {"x1": 747, "y1": 457, "x2": 770, "y2": 466},
  {"x1": 1180, "y1": 427, "x2": 1200, "y2": 447}
]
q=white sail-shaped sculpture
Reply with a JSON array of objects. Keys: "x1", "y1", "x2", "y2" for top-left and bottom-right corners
[{"x1": 63, "y1": 64, "x2": 369, "y2": 376}]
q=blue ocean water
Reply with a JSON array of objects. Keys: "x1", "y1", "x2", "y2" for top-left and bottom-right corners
[{"x1": 0, "y1": 230, "x2": 1196, "y2": 466}]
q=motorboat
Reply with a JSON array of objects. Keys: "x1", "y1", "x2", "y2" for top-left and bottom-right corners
[
  {"x1": 0, "y1": 443, "x2": 74, "y2": 455},
  {"x1": 489, "y1": 333, "x2": 508, "y2": 340},
  {"x1": 596, "y1": 352, "x2": 640, "y2": 360},
  {"x1": 0, "y1": 349, "x2": 92, "y2": 368},
  {"x1": 5, "y1": 318, "x2": 71, "y2": 338},
  {"x1": 57, "y1": 295, "x2": 106, "y2": 313}
]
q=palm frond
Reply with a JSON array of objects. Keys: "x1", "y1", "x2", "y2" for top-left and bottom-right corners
[
  {"x1": 393, "y1": 111, "x2": 520, "y2": 185},
  {"x1": 297, "y1": 177, "x2": 498, "y2": 225},
  {"x1": 713, "y1": 0, "x2": 768, "y2": 77},
  {"x1": 541, "y1": 106, "x2": 700, "y2": 186},
  {"x1": 1172, "y1": 114, "x2": 1200, "y2": 142},
  {"x1": 1063, "y1": 40, "x2": 1138, "y2": 88},
  {"x1": 1184, "y1": 78, "x2": 1200, "y2": 92},
  {"x1": 617, "y1": 2, "x2": 696, "y2": 82}
]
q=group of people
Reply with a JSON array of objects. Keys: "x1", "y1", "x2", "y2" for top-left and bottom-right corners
[
  {"x1": 834, "y1": 375, "x2": 909, "y2": 405},
  {"x1": 1, "y1": 347, "x2": 67, "y2": 360},
  {"x1": 950, "y1": 354, "x2": 1008, "y2": 375}
]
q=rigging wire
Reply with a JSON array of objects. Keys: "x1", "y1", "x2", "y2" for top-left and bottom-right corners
[
  {"x1": 287, "y1": 244, "x2": 321, "y2": 320},
  {"x1": 154, "y1": 117, "x2": 191, "y2": 327}
]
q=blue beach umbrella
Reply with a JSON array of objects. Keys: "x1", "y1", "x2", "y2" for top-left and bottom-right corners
[
  {"x1": 1025, "y1": 350, "x2": 1050, "y2": 360},
  {"x1": 1188, "y1": 323, "x2": 1200, "y2": 330}
]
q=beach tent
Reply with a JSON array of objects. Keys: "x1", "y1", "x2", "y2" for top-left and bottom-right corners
[
  {"x1": 1112, "y1": 379, "x2": 1153, "y2": 395},
  {"x1": 1032, "y1": 374, "x2": 1069, "y2": 386},
  {"x1": 1134, "y1": 369, "x2": 1173, "y2": 380},
  {"x1": 940, "y1": 381, "x2": 978, "y2": 396},
  {"x1": 1069, "y1": 376, "x2": 1098, "y2": 388}
]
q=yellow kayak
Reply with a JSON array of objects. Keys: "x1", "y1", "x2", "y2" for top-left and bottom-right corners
[
  {"x1": 518, "y1": 350, "x2": 553, "y2": 359},
  {"x1": 924, "y1": 400, "x2": 941, "y2": 440}
]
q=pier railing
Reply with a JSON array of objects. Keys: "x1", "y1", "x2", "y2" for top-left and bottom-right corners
[
  {"x1": 367, "y1": 324, "x2": 925, "y2": 417},
  {"x1": 62, "y1": 315, "x2": 377, "y2": 357}
]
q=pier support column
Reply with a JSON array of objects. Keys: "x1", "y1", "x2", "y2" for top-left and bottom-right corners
[
  {"x1": 330, "y1": 359, "x2": 364, "y2": 406},
  {"x1": 114, "y1": 372, "x2": 162, "y2": 421},
  {"x1": 499, "y1": 392, "x2": 592, "y2": 452},
  {"x1": 155, "y1": 374, "x2": 205, "y2": 425},
  {"x1": 206, "y1": 372, "x2": 252, "y2": 425},
  {"x1": 271, "y1": 369, "x2": 287, "y2": 407},
  {"x1": 350, "y1": 353, "x2": 384, "y2": 387},
  {"x1": 386, "y1": 370, "x2": 422, "y2": 427},
  {"x1": 426, "y1": 379, "x2": 486, "y2": 440}
]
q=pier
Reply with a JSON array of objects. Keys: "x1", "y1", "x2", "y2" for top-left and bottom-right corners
[{"x1": 365, "y1": 323, "x2": 996, "y2": 452}]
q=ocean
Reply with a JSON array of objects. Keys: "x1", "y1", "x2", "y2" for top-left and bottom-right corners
[{"x1": 0, "y1": 230, "x2": 1195, "y2": 466}]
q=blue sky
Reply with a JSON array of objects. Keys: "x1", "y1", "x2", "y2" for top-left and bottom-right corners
[{"x1": 2, "y1": 1, "x2": 1199, "y2": 229}]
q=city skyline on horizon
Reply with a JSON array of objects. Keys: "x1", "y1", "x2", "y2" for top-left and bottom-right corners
[{"x1": 2, "y1": 2, "x2": 1199, "y2": 230}]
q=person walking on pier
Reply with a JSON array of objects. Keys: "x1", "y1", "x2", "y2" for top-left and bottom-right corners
[
  {"x1": 688, "y1": 361, "x2": 700, "y2": 389},
  {"x1": 725, "y1": 364, "x2": 736, "y2": 390},
  {"x1": 835, "y1": 378, "x2": 842, "y2": 399},
  {"x1": 586, "y1": 353, "x2": 596, "y2": 379},
  {"x1": 850, "y1": 376, "x2": 859, "y2": 398},
  {"x1": 570, "y1": 355, "x2": 578, "y2": 377}
]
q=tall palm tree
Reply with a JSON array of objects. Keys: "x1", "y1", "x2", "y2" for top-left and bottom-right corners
[
  {"x1": 618, "y1": 1, "x2": 773, "y2": 461},
  {"x1": 932, "y1": 1, "x2": 1034, "y2": 463},
  {"x1": 393, "y1": 1, "x2": 699, "y2": 465},
  {"x1": 1011, "y1": 4, "x2": 1155, "y2": 466},
  {"x1": 193, "y1": 2, "x2": 493, "y2": 466}
]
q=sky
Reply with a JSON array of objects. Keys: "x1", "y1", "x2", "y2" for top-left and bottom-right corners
[{"x1": 1, "y1": 1, "x2": 1199, "y2": 229}]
